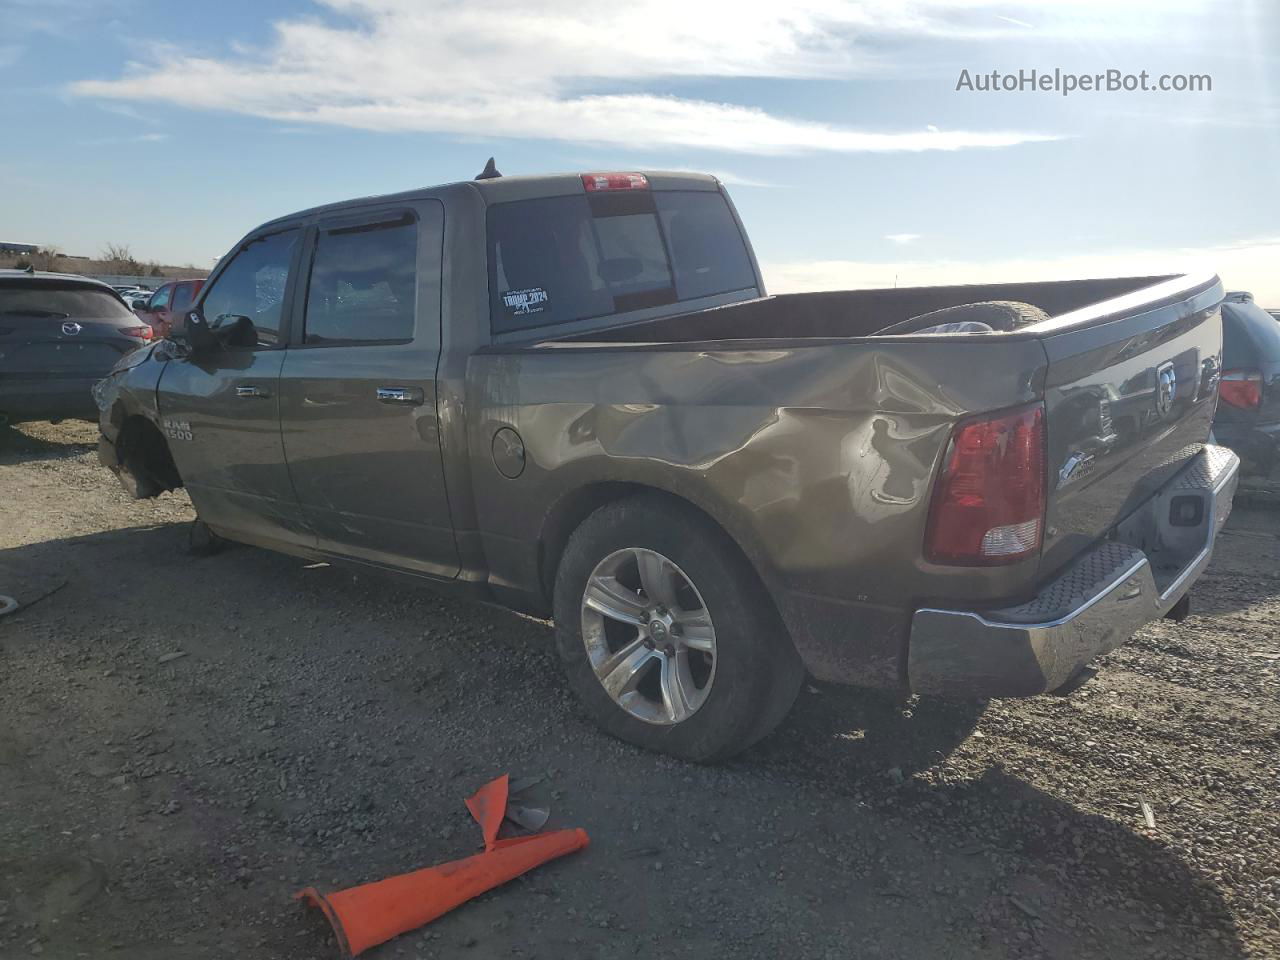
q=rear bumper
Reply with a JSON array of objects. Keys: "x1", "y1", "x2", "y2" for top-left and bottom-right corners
[
  {"x1": 0, "y1": 377, "x2": 100, "y2": 422},
  {"x1": 908, "y1": 444, "x2": 1239, "y2": 698}
]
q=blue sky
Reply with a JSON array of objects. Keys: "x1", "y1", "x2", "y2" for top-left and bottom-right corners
[{"x1": 2, "y1": 0, "x2": 1277, "y2": 300}]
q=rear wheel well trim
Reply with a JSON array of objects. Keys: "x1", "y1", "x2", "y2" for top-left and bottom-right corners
[{"x1": 537, "y1": 481, "x2": 787, "y2": 632}]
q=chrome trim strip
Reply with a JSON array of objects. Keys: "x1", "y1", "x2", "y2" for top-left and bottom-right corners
[{"x1": 915, "y1": 556, "x2": 1150, "y2": 633}]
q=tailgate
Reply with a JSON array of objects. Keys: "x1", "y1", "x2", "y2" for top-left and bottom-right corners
[{"x1": 1034, "y1": 274, "x2": 1224, "y2": 579}]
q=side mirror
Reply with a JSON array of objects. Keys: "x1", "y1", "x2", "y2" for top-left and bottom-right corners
[
  {"x1": 135, "y1": 301, "x2": 152, "y2": 313},
  {"x1": 185, "y1": 312, "x2": 257, "y2": 354}
]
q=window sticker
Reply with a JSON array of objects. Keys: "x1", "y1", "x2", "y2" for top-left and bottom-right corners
[{"x1": 501, "y1": 287, "x2": 549, "y2": 316}]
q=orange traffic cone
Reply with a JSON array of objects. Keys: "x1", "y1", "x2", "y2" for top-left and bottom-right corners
[{"x1": 296, "y1": 775, "x2": 588, "y2": 957}]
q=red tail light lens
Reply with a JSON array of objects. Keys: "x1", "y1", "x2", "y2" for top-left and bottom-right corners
[
  {"x1": 925, "y1": 403, "x2": 1046, "y2": 565},
  {"x1": 581, "y1": 172, "x2": 649, "y2": 192},
  {"x1": 1219, "y1": 369, "x2": 1262, "y2": 410},
  {"x1": 121, "y1": 326, "x2": 154, "y2": 340}
]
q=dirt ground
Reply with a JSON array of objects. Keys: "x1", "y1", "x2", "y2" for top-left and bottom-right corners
[{"x1": 1, "y1": 419, "x2": 1277, "y2": 960}]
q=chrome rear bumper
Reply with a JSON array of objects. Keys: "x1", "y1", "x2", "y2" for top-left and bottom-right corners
[{"x1": 908, "y1": 444, "x2": 1239, "y2": 697}]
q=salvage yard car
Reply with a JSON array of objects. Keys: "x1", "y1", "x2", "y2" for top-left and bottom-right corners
[
  {"x1": 134, "y1": 277, "x2": 206, "y2": 339},
  {"x1": 93, "y1": 168, "x2": 1239, "y2": 760},
  {"x1": 1, "y1": 269, "x2": 154, "y2": 428}
]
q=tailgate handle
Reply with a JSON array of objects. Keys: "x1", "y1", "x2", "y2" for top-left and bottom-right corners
[
  {"x1": 376, "y1": 386, "x2": 424, "y2": 406},
  {"x1": 235, "y1": 385, "x2": 271, "y2": 399}
]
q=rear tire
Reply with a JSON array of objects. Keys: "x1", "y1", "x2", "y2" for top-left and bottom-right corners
[{"x1": 553, "y1": 495, "x2": 804, "y2": 762}]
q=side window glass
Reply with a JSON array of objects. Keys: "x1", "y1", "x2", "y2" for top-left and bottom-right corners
[
  {"x1": 171, "y1": 282, "x2": 195, "y2": 314},
  {"x1": 304, "y1": 219, "x2": 417, "y2": 345},
  {"x1": 150, "y1": 285, "x2": 172, "y2": 310},
  {"x1": 200, "y1": 230, "x2": 299, "y2": 347}
]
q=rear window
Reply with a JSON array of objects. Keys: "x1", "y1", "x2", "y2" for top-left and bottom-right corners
[
  {"x1": 0, "y1": 283, "x2": 133, "y2": 320},
  {"x1": 1222, "y1": 301, "x2": 1280, "y2": 366},
  {"x1": 488, "y1": 189, "x2": 756, "y2": 334}
]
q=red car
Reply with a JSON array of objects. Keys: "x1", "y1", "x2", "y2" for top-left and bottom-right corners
[{"x1": 135, "y1": 278, "x2": 205, "y2": 338}]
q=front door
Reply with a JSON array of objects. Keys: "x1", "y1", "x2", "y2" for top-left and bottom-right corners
[
  {"x1": 277, "y1": 202, "x2": 458, "y2": 578},
  {"x1": 156, "y1": 227, "x2": 312, "y2": 550}
]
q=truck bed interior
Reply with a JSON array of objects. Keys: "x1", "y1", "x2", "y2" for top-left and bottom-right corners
[{"x1": 558, "y1": 275, "x2": 1175, "y2": 344}]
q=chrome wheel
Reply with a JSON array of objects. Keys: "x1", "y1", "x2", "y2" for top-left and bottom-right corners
[{"x1": 580, "y1": 547, "x2": 717, "y2": 725}]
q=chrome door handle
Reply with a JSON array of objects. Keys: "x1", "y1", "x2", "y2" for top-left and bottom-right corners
[
  {"x1": 236, "y1": 385, "x2": 271, "y2": 399},
  {"x1": 376, "y1": 386, "x2": 424, "y2": 405}
]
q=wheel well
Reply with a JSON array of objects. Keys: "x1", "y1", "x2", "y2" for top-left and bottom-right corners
[
  {"x1": 537, "y1": 482, "x2": 775, "y2": 610},
  {"x1": 117, "y1": 416, "x2": 182, "y2": 494}
]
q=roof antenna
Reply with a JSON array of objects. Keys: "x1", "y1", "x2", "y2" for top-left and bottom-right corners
[
  {"x1": 23, "y1": 263, "x2": 36, "y2": 275},
  {"x1": 475, "y1": 157, "x2": 502, "y2": 180}
]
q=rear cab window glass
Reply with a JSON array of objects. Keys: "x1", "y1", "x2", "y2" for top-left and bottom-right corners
[
  {"x1": 488, "y1": 189, "x2": 756, "y2": 334},
  {"x1": 303, "y1": 218, "x2": 418, "y2": 345},
  {"x1": 0, "y1": 283, "x2": 134, "y2": 320},
  {"x1": 200, "y1": 230, "x2": 300, "y2": 346}
]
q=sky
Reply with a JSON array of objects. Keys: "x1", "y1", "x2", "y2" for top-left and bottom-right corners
[{"x1": 2, "y1": 0, "x2": 1277, "y2": 302}]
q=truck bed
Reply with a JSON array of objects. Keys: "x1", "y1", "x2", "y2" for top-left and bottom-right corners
[{"x1": 554, "y1": 275, "x2": 1177, "y2": 344}]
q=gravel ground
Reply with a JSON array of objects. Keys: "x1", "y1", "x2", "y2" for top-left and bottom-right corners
[{"x1": 1, "y1": 419, "x2": 1277, "y2": 960}]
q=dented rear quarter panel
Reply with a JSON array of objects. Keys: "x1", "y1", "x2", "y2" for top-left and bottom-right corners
[{"x1": 465, "y1": 336, "x2": 1049, "y2": 688}]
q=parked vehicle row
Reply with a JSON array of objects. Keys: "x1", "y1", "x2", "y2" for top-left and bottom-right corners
[
  {"x1": 91, "y1": 167, "x2": 1240, "y2": 760},
  {"x1": 111, "y1": 284, "x2": 152, "y2": 309}
]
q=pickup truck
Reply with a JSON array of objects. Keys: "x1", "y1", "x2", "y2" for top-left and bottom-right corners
[{"x1": 93, "y1": 168, "x2": 1239, "y2": 761}]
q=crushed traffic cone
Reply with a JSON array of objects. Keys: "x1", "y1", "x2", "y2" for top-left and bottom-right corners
[{"x1": 296, "y1": 774, "x2": 589, "y2": 957}]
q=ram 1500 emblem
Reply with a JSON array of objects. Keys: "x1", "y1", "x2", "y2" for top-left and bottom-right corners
[{"x1": 162, "y1": 419, "x2": 193, "y2": 441}]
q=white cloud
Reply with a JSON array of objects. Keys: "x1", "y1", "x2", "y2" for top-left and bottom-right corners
[
  {"x1": 68, "y1": 0, "x2": 1070, "y2": 154},
  {"x1": 78, "y1": 132, "x2": 171, "y2": 145},
  {"x1": 884, "y1": 233, "x2": 922, "y2": 245},
  {"x1": 764, "y1": 237, "x2": 1280, "y2": 306}
]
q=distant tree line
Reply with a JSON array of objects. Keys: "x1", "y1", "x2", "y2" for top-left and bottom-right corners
[{"x1": 2, "y1": 242, "x2": 204, "y2": 280}]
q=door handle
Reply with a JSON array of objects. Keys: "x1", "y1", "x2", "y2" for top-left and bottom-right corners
[
  {"x1": 376, "y1": 386, "x2": 425, "y2": 406},
  {"x1": 236, "y1": 385, "x2": 271, "y2": 399}
]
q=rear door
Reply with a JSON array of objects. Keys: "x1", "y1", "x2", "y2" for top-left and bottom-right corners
[
  {"x1": 155, "y1": 228, "x2": 311, "y2": 548},
  {"x1": 170, "y1": 281, "x2": 199, "y2": 322},
  {"x1": 277, "y1": 201, "x2": 458, "y2": 578}
]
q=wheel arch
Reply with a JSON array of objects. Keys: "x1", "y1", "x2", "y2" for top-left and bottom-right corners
[
  {"x1": 537, "y1": 480, "x2": 788, "y2": 632},
  {"x1": 115, "y1": 413, "x2": 182, "y2": 495}
]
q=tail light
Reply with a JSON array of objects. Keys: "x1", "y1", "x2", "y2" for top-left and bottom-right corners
[
  {"x1": 581, "y1": 173, "x2": 649, "y2": 192},
  {"x1": 1219, "y1": 369, "x2": 1262, "y2": 410},
  {"x1": 925, "y1": 403, "x2": 1046, "y2": 565},
  {"x1": 121, "y1": 326, "x2": 154, "y2": 340}
]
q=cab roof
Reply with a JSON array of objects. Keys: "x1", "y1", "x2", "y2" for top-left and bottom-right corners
[{"x1": 256, "y1": 169, "x2": 722, "y2": 231}]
